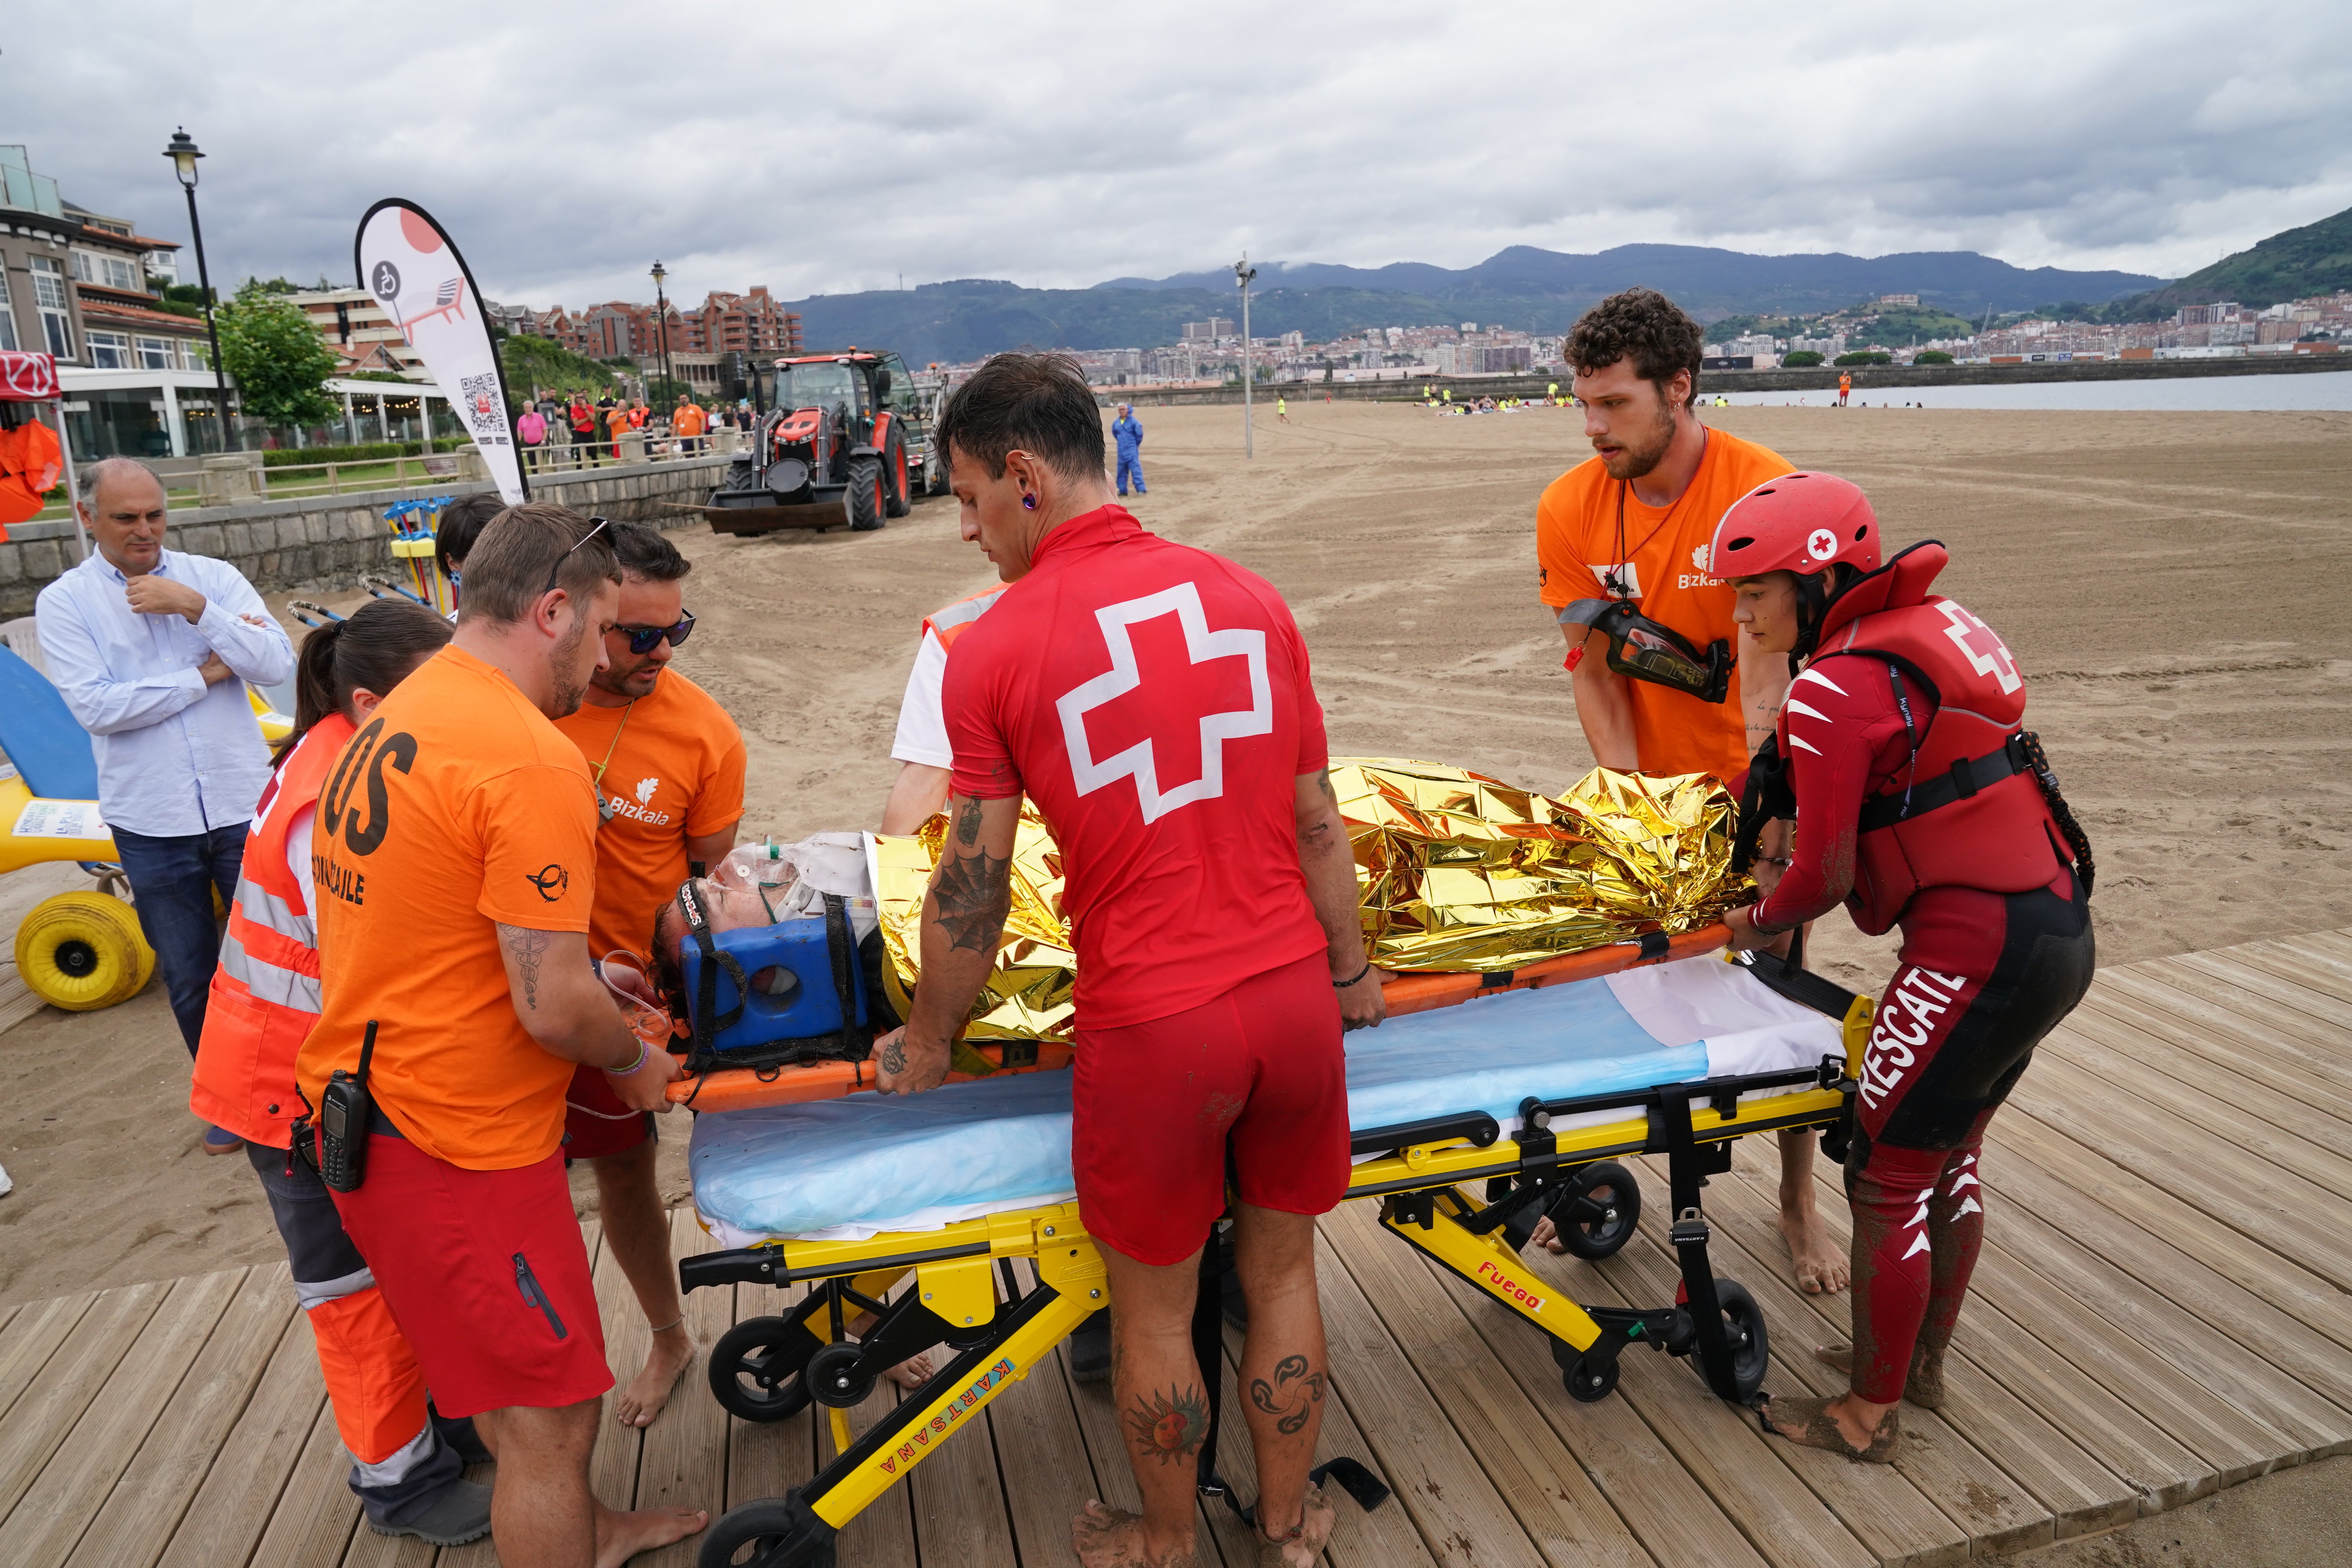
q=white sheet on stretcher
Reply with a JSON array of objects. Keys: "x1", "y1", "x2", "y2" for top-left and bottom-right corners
[{"x1": 690, "y1": 953, "x2": 1842, "y2": 1247}]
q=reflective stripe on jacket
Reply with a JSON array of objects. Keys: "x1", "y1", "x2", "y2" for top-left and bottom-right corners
[{"x1": 190, "y1": 713, "x2": 354, "y2": 1147}]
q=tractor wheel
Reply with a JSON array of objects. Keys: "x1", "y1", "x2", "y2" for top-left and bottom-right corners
[
  {"x1": 846, "y1": 457, "x2": 886, "y2": 532},
  {"x1": 15, "y1": 891, "x2": 155, "y2": 1011},
  {"x1": 926, "y1": 451, "x2": 951, "y2": 497},
  {"x1": 883, "y1": 426, "x2": 911, "y2": 519}
]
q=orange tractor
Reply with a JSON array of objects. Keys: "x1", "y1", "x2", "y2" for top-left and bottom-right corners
[{"x1": 704, "y1": 350, "x2": 942, "y2": 536}]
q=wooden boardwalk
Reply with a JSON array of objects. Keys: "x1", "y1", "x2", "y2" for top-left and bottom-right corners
[{"x1": 4, "y1": 928, "x2": 2351, "y2": 1568}]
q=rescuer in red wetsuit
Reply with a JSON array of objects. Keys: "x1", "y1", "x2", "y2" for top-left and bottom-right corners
[{"x1": 1710, "y1": 472, "x2": 2097, "y2": 1464}]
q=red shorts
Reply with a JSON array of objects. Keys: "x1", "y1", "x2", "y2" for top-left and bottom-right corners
[
  {"x1": 564, "y1": 1063, "x2": 653, "y2": 1160},
  {"x1": 327, "y1": 1135, "x2": 612, "y2": 1419},
  {"x1": 1071, "y1": 951, "x2": 1350, "y2": 1266}
]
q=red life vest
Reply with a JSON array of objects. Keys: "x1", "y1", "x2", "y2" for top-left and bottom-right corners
[
  {"x1": 190, "y1": 713, "x2": 354, "y2": 1147},
  {"x1": 1786, "y1": 543, "x2": 2069, "y2": 933}
]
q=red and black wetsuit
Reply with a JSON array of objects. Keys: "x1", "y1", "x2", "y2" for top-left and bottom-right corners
[{"x1": 1751, "y1": 543, "x2": 2092, "y2": 1404}]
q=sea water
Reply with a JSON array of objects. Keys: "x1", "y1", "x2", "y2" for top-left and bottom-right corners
[{"x1": 1715, "y1": 368, "x2": 2352, "y2": 412}]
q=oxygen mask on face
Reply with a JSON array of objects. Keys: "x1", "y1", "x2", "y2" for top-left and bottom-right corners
[{"x1": 1555, "y1": 598, "x2": 1733, "y2": 704}]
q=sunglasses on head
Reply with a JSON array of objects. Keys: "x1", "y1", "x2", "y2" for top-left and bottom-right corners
[
  {"x1": 614, "y1": 610, "x2": 696, "y2": 655},
  {"x1": 543, "y1": 515, "x2": 612, "y2": 596}
]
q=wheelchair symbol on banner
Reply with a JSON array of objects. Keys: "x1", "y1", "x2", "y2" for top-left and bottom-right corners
[{"x1": 370, "y1": 259, "x2": 401, "y2": 305}]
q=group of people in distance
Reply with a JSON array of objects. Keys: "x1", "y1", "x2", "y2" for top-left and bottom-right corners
[{"x1": 40, "y1": 280, "x2": 2092, "y2": 1568}]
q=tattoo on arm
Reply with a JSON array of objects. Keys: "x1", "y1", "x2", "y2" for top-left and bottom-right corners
[
  {"x1": 1125, "y1": 1383, "x2": 1211, "y2": 1465},
  {"x1": 1247, "y1": 1354, "x2": 1328, "y2": 1436},
  {"x1": 930, "y1": 847, "x2": 1012, "y2": 954},
  {"x1": 954, "y1": 795, "x2": 983, "y2": 847},
  {"x1": 497, "y1": 924, "x2": 552, "y2": 1011}
]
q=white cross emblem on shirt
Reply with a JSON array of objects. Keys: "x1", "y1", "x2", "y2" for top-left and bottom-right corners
[
  {"x1": 1055, "y1": 582, "x2": 1272, "y2": 824},
  {"x1": 1937, "y1": 602, "x2": 2021, "y2": 695}
]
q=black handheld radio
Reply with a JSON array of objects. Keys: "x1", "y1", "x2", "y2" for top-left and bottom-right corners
[{"x1": 316, "y1": 1020, "x2": 378, "y2": 1193}]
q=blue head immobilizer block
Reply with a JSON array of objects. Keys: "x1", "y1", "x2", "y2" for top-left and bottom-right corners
[{"x1": 681, "y1": 913, "x2": 868, "y2": 1053}]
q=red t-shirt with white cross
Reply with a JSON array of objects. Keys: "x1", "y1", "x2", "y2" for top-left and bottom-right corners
[{"x1": 944, "y1": 505, "x2": 1331, "y2": 1029}]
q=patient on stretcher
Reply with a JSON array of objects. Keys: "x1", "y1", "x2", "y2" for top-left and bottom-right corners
[{"x1": 650, "y1": 871, "x2": 930, "y2": 1388}]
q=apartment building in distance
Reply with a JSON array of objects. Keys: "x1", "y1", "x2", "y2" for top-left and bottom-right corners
[
  {"x1": 534, "y1": 286, "x2": 803, "y2": 363},
  {"x1": 1, "y1": 145, "x2": 210, "y2": 371}
]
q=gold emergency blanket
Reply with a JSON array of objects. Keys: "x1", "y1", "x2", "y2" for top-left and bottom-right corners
[{"x1": 872, "y1": 760, "x2": 1744, "y2": 1038}]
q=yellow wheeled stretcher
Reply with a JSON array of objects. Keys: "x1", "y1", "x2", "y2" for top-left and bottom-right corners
[{"x1": 679, "y1": 940, "x2": 1872, "y2": 1568}]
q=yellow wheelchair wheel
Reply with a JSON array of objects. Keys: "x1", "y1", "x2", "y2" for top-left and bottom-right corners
[{"x1": 14, "y1": 891, "x2": 156, "y2": 1011}]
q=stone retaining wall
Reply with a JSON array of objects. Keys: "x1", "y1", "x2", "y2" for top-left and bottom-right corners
[{"x1": 0, "y1": 454, "x2": 731, "y2": 618}]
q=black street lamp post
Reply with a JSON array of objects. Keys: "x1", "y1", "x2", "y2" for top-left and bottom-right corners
[
  {"x1": 163, "y1": 128, "x2": 236, "y2": 453},
  {"x1": 650, "y1": 261, "x2": 675, "y2": 407}
]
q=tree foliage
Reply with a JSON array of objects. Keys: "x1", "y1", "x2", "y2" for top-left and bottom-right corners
[
  {"x1": 215, "y1": 279, "x2": 341, "y2": 427},
  {"x1": 500, "y1": 334, "x2": 629, "y2": 405},
  {"x1": 1780, "y1": 350, "x2": 1824, "y2": 367}
]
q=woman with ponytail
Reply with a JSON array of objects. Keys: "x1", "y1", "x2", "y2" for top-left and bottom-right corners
[{"x1": 189, "y1": 599, "x2": 493, "y2": 1546}]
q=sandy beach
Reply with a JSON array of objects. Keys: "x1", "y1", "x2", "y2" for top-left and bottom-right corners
[{"x1": 1, "y1": 400, "x2": 2347, "y2": 1309}]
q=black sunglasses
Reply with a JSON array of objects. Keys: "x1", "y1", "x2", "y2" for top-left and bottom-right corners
[
  {"x1": 543, "y1": 515, "x2": 612, "y2": 596},
  {"x1": 613, "y1": 610, "x2": 696, "y2": 655}
]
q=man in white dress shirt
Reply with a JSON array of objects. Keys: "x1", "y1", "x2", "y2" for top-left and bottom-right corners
[{"x1": 37, "y1": 457, "x2": 295, "y2": 1154}]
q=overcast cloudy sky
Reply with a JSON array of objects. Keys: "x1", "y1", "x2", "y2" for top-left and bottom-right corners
[{"x1": 8, "y1": 2, "x2": 2348, "y2": 310}]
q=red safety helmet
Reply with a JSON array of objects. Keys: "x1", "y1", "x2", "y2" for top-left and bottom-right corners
[{"x1": 1706, "y1": 472, "x2": 1881, "y2": 581}]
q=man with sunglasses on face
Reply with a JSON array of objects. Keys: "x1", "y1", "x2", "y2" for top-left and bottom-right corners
[{"x1": 550, "y1": 519, "x2": 747, "y2": 1428}]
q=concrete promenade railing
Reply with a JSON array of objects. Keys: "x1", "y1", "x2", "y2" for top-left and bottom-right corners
[
  {"x1": 0, "y1": 452, "x2": 733, "y2": 619},
  {"x1": 1113, "y1": 349, "x2": 2349, "y2": 407}
]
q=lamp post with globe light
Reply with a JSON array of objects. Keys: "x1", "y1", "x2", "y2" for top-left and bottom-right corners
[
  {"x1": 163, "y1": 128, "x2": 236, "y2": 452},
  {"x1": 650, "y1": 261, "x2": 676, "y2": 410},
  {"x1": 1234, "y1": 254, "x2": 1256, "y2": 458}
]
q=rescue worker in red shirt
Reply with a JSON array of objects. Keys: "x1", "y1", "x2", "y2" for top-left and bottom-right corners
[
  {"x1": 189, "y1": 600, "x2": 493, "y2": 1546},
  {"x1": 1711, "y1": 474, "x2": 2096, "y2": 1462},
  {"x1": 872, "y1": 354, "x2": 1379, "y2": 1568}
]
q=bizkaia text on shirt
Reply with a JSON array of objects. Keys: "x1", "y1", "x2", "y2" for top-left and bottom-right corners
[
  {"x1": 1054, "y1": 581, "x2": 1273, "y2": 825},
  {"x1": 600, "y1": 790, "x2": 674, "y2": 829}
]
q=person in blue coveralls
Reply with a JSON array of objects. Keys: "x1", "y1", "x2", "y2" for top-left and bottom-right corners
[{"x1": 1112, "y1": 403, "x2": 1147, "y2": 496}]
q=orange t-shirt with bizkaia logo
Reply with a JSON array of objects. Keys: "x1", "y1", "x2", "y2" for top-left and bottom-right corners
[
  {"x1": 1534, "y1": 427, "x2": 1792, "y2": 782},
  {"x1": 551, "y1": 668, "x2": 746, "y2": 962},
  {"x1": 299, "y1": 644, "x2": 601, "y2": 1170}
]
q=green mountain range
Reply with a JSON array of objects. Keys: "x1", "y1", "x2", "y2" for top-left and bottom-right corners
[{"x1": 2120, "y1": 203, "x2": 2352, "y2": 312}]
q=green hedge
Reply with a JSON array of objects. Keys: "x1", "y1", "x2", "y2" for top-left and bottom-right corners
[
  {"x1": 1833, "y1": 351, "x2": 1895, "y2": 366},
  {"x1": 1781, "y1": 350, "x2": 1825, "y2": 367},
  {"x1": 1913, "y1": 350, "x2": 1955, "y2": 364},
  {"x1": 261, "y1": 441, "x2": 432, "y2": 468}
]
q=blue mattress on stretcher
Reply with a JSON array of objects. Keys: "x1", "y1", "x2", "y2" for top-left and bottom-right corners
[{"x1": 689, "y1": 952, "x2": 1842, "y2": 1246}]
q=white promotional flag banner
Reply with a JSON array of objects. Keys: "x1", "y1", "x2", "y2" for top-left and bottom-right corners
[{"x1": 353, "y1": 200, "x2": 527, "y2": 503}]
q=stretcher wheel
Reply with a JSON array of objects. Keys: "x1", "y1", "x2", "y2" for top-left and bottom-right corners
[
  {"x1": 699, "y1": 1496, "x2": 834, "y2": 1568},
  {"x1": 708, "y1": 1317, "x2": 815, "y2": 1423},
  {"x1": 1544, "y1": 1162, "x2": 1641, "y2": 1260},
  {"x1": 14, "y1": 892, "x2": 155, "y2": 1012},
  {"x1": 1563, "y1": 1352, "x2": 1619, "y2": 1403},
  {"x1": 1713, "y1": 1279, "x2": 1771, "y2": 1401},
  {"x1": 804, "y1": 1341, "x2": 877, "y2": 1409}
]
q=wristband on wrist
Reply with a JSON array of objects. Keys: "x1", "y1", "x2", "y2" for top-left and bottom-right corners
[
  {"x1": 605, "y1": 1040, "x2": 650, "y2": 1078},
  {"x1": 1333, "y1": 960, "x2": 1374, "y2": 989}
]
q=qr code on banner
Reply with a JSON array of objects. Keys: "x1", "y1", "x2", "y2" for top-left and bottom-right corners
[{"x1": 461, "y1": 372, "x2": 504, "y2": 435}]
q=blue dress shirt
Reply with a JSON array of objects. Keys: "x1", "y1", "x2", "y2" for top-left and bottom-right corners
[{"x1": 35, "y1": 546, "x2": 296, "y2": 837}]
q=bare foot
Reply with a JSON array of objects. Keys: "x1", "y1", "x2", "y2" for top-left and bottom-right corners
[
  {"x1": 593, "y1": 1502, "x2": 707, "y2": 1568},
  {"x1": 1529, "y1": 1215, "x2": 1564, "y2": 1254},
  {"x1": 613, "y1": 1326, "x2": 695, "y2": 1428},
  {"x1": 1072, "y1": 1499, "x2": 1196, "y2": 1567},
  {"x1": 884, "y1": 1351, "x2": 934, "y2": 1391},
  {"x1": 1257, "y1": 1482, "x2": 1337, "y2": 1566},
  {"x1": 1759, "y1": 1392, "x2": 1899, "y2": 1463},
  {"x1": 1779, "y1": 1203, "x2": 1848, "y2": 1294}
]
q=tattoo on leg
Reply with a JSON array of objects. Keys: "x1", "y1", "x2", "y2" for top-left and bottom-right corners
[
  {"x1": 1248, "y1": 1354, "x2": 1327, "y2": 1436},
  {"x1": 496, "y1": 924, "x2": 551, "y2": 1011},
  {"x1": 1125, "y1": 1383, "x2": 1210, "y2": 1465},
  {"x1": 930, "y1": 848, "x2": 1011, "y2": 954}
]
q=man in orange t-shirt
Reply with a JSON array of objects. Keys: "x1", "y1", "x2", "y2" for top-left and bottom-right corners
[
  {"x1": 1534, "y1": 288, "x2": 1847, "y2": 1298},
  {"x1": 301, "y1": 505, "x2": 705, "y2": 1564},
  {"x1": 550, "y1": 521, "x2": 744, "y2": 1428},
  {"x1": 672, "y1": 397, "x2": 706, "y2": 456}
]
